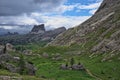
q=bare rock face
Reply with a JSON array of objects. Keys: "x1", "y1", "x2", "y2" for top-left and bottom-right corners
[
  {"x1": 6, "y1": 43, "x2": 14, "y2": 52},
  {"x1": 30, "y1": 24, "x2": 45, "y2": 34},
  {"x1": 30, "y1": 27, "x2": 66, "y2": 42}
]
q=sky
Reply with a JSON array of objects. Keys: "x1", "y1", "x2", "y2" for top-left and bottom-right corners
[{"x1": 0, "y1": 0, "x2": 103, "y2": 32}]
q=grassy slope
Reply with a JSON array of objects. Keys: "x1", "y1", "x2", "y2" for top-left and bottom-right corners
[
  {"x1": 22, "y1": 41, "x2": 119, "y2": 80},
  {"x1": 0, "y1": 69, "x2": 44, "y2": 80}
]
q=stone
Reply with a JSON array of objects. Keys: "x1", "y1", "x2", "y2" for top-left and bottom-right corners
[
  {"x1": 0, "y1": 76, "x2": 22, "y2": 80},
  {"x1": 60, "y1": 64, "x2": 68, "y2": 70},
  {"x1": 6, "y1": 43, "x2": 14, "y2": 52},
  {"x1": 25, "y1": 62, "x2": 36, "y2": 75},
  {"x1": 71, "y1": 64, "x2": 85, "y2": 70},
  {"x1": 23, "y1": 50, "x2": 32, "y2": 55},
  {"x1": 42, "y1": 53, "x2": 49, "y2": 58},
  {"x1": 52, "y1": 53, "x2": 62, "y2": 61},
  {"x1": 0, "y1": 54, "x2": 12, "y2": 62},
  {"x1": 1, "y1": 62, "x2": 19, "y2": 73},
  {"x1": 0, "y1": 76, "x2": 10, "y2": 80}
]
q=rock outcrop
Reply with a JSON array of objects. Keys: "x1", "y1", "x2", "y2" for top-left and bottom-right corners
[
  {"x1": 30, "y1": 24, "x2": 45, "y2": 34},
  {"x1": 31, "y1": 27, "x2": 66, "y2": 42}
]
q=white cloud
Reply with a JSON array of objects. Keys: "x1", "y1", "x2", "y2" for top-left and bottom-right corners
[
  {"x1": 31, "y1": 13, "x2": 91, "y2": 30},
  {"x1": 57, "y1": 4, "x2": 78, "y2": 13},
  {"x1": 0, "y1": 0, "x2": 103, "y2": 31},
  {"x1": 0, "y1": 13, "x2": 91, "y2": 30},
  {"x1": 0, "y1": 14, "x2": 38, "y2": 25},
  {"x1": 78, "y1": 2, "x2": 101, "y2": 9},
  {"x1": 0, "y1": 26, "x2": 13, "y2": 29}
]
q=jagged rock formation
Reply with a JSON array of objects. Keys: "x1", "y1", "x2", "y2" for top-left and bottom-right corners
[
  {"x1": 30, "y1": 27, "x2": 66, "y2": 42},
  {"x1": 30, "y1": 24, "x2": 45, "y2": 34},
  {"x1": 48, "y1": 0, "x2": 120, "y2": 53}
]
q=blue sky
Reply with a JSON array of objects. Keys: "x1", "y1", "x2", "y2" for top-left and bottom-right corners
[{"x1": 0, "y1": 0, "x2": 102, "y2": 31}]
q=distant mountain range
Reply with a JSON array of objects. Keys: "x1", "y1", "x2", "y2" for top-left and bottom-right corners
[
  {"x1": 0, "y1": 28, "x2": 8, "y2": 35},
  {"x1": 0, "y1": 24, "x2": 33, "y2": 35}
]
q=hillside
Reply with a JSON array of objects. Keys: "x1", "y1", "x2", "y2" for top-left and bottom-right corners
[{"x1": 49, "y1": 0, "x2": 120, "y2": 53}]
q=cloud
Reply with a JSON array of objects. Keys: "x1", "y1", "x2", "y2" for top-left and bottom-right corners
[
  {"x1": 30, "y1": 13, "x2": 91, "y2": 30},
  {"x1": 0, "y1": 14, "x2": 38, "y2": 25},
  {"x1": 0, "y1": 12, "x2": 91, "y2": 31},
  {"x1": 77, "y1": 2, "x2": 101, "y2": 9},
  {"x1": 0, "y1": 0, "x2": 66, "y2": 16},
  {"x1": 0, "y1": 0, "x2": 102, "y2": 32}
]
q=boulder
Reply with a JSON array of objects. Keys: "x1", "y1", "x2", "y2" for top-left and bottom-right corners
[
  {"x1": 42, "y1": 53, "x2": 49, "y2": 58},
  {"x1": 0, "y1": 62, "x2": 19, "y2": 73},
  {"x1": 25, "y1": 62, "x2": 36, "y2": 75},
  {"x1": 60, "y1": 64, "x2": 68, "y2": 70},
  {"x1": 0, "y1": 76, "x2": 22, "y2": 80},
  {"x1": 0, "y1": 54, "x2": 12, "y2": 62},
  {"x1": 23, "y1": 50, "x2": 32, "y2": 55},
  {"x1": 6, "y1": 43, "x2": 14, "y2": 52},
  {"x1": 52, "y1": 53, "x2": 62, "y2": 61},
  {"x1": 71, "y1": 64, "x2": 85, "y2": 70}
]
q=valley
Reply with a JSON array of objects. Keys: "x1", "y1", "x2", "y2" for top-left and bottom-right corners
[{"x1": 0, "y1": 0, "x2": 120, "y2": 80}]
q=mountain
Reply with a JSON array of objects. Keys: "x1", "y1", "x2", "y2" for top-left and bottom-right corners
[
  {"x1": 0, "y1": 24, "x2": 66, "y2": 45},
  {"x1": 0, "y1": 28, "x2": 8, "y2": 35},
  {"x1": 48, "y1": 0, "x2": 120, "y2": 53},
  {"x1": 0, "y1": 24, "x2": 33, "y2": 35}
]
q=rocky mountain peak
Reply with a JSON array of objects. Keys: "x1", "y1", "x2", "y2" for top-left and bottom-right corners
[{"x1": 30, "y1": 24, "x2": 45, "y2": 34}]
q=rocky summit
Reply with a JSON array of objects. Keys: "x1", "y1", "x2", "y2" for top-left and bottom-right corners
[
  {"x1": 48, "y1": 0, "x2": 120, "y2": 53},
  {"x1": 30, "y1": 24, "x2": 45, "y2": 34}
]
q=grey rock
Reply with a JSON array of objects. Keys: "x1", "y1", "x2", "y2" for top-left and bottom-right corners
[
  {"x1": 23, "y1": 50, "x2": 32, "y2": 55},
  {"x1": 60, "y1": 64, "x2": 68, "y2": 70},
  {"x1": 25, "y1": 62, "x2": 36, "y2": 75},
  {"x1": 30, "y1": 24, "x2": 45, "y2": 34},
  {"x1": 42, "y1": 53, "x2": 49, "y2": 58},
  {"x1": 71, "y1": 64, "x2": 85, "y2": 70},
  {"x1": 6, "y1": 43, "x2": 14, "y2": 52}
]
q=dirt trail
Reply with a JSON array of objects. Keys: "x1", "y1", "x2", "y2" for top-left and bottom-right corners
[{"x1": 86, "y1": 69, "x2": 102, "y2": 80}]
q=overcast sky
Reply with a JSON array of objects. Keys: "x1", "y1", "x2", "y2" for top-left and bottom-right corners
[{"x1": 0, "y1": 0, "x2": 103, "y2": 31}]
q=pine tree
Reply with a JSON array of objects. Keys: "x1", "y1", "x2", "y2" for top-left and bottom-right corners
[
  {"x1": 70, "y1": 58, "x2": 75, "y2": 66},
  {"x1": 3, "y1": 45, "x2": 7, "y2": 54},
  {"x1": 19, "y1": 54, "x2": 26, "y2": 75}
]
